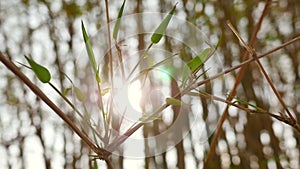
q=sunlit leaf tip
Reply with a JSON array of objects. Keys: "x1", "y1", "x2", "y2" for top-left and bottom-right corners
[
  {"x1": 187, "y1": 48, "x2": 211, "y2": 72},
  {"x1": 63, "y1": 87, "x2": 72, "y2": 96},
  {"x1": 101, "y1": 87, "x2": 110, "y2": 96},
  {"x1": 81, "y1": 20, "x2": 87, "y2": 42},
  {"x1": 166, "y1": 97, "x2": 188, "y2": 106},
  {"x1": 96, "y1": 66, "x2": 101, "y2": 84},
  {"x1": 81, "y1": 20, "x2": 99, "y2": 80},
  {"x1": 151, "y1": 2, "x2": 178, "y2": 44},
  {"x1": 24, "y1": 55, "x2": 51, "y2": 83},
  {"x1": 74, "y1": 86, "x2": 86, "y2": 102},
  {"x1": 113, "y1": 0, "x2": 126, "y2": 40}
]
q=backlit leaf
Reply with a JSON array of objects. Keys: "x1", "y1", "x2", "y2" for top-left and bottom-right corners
[
  {"x1": 63, "y1": 2, "x2": 82, "y2": 17},
  {"x1": 24, "y1": 55, "x2": 51, "y2": 83},
  {"x1": 101, "y1": 87, "x2": 110, "y2": 96},
  {"x1": 182, "y1": 48, "x2": 211, "y2": 85},
  {"x1": 113, "y1": 0, "x2": 126, "y2": 40},
  {"x1": 81, "y1": 21, "x2": 101, "y2": 83},
  {"x1": 187, "y1": 48, "x2": 211, "y2": 72},
  {"x1": 74, "y1": 86, "x2": 86, "y2": 102},
  {"x1": 166, "y1": 97, "x2": 188, "y2": 106},
  {"x1": 63, "y1": 87, "x2": 72, "y2": 96},
  {"x1": 151, "y1": 3, "x2": 178, "y2": 44},
  {"x1": 93, "y1": 160, "x2": 98, "y2": 169}
]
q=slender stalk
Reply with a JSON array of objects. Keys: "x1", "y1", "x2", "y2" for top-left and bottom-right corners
[
  {"x1": 197, "y1": 91, "x2": 300, "y2": 132},
  {"x1": 127, "y1": 43, "x2": 153, "y2": 81},
  {"x1": 105, "y1": 34, "x2": 300, "y2": 152},
  {"x1": 228, "y1": 20, "x2": 296, "y2": 123},
  {"x1": 48, "y1": 82, "x2": 103, "y2": 142},
  {"x1": 204, "y1": 0, "x2": 272, "y2": 165},
  {"x1": 193, "y1": 35, "x2": 300, "y2": 89},
  {"x1": 104, "y1": 0, "x2": 115, "y2": 144},
  {"x1": 0, "y1": 53, "x2": 107, "y2": 155},
  {"x1": 115, "y1": 43, "x2": 126, "y2": 81},
  {"x1": 104, "y1": 0, "x2": 113, "y2": 86}
]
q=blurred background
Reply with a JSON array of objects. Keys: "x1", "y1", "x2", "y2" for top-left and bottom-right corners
[{"x1": 1, "y1": 0, "x2": 300, "y2": 169}]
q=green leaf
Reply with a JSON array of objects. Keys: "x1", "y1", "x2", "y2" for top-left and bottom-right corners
[
  {"x1": 93, "y1": 160, "x2": 98, "y2": 169},
  {"x1": 24, "y1": 55, "x2": 51, "y2": 83},
  {"x1": 96, "y1": 65, "x2": 101, "y2": 84},
  {"x1": 101, "y1": 87, "x2": 110, "y2": 96},
  {"x1": 63, "y1": 87, "x2": 72, "y2": 96},
  {"x1": 74, "y1": 86, "x2": 86, "y2": 102},
  {"x1": 81, "y1": 21, "x2": 101, "y2": 83},
  {"x1": 151, "y1": 3, "x2": 178, "y2": 44},
  {"x1": 182, "y1": 48, "x2": 211, "y2": 85},
  {"x1": 113, "y1": 0, "x2": 126, "y2": 40},
  {"x1": 187, "y1": 48, "x2": 211, "y2": 72},
  {"x1": 166, "y1": 97, "x2": 188, "y2": 106},
  {"x1": 187, "y1": 56, "x2": 203, "y2": 73}
]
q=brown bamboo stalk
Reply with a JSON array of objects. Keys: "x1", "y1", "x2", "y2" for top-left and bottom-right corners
[
  {"x1": 105, "y1": 34, "x2": 300, "y2": 153},
  {"x1": 0, "y1": 53, "x2": 111, "y2": 158},
  {"x1": 204, "y1": 0, "x2": 272, "y2": 165}
]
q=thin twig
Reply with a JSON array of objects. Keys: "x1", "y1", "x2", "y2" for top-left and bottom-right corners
[
  {"x1": 204, "y1": 0, "x2": 272, "y2": 165},
  {"x1": 105, "y1": 158, "x2": 114, "y2": 169},
  {"x1": 105, "y1": 34, "x2": 300, "y2": 153},
  {"x1": 227, "y1": 19, "x2": 296, "y2": 123},
  {"x1": 104, "y1": 0, "x2": 114, "y2": 146},
  {"x1": 0, "y1": 52, "x2": 109, "y2": 156},
  {"x1": 104, "y1": 0, "x2": 113, "y2": 86},
  {"x1": 197, "y1": 91, "x2": 300, "y2": 133},
  {"x1": 227, "y1": 21, "x2": 254, "y2": 55},
  {"x1": 194, "y1": 35, "x2": 300, "y2": 93},
  {"x1": 115, "y1": 43, "x2": 126, "y2": 81}
]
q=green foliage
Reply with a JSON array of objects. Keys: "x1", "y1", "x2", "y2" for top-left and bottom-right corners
[
  {"x1": 93, "y1": 160, "x2": 98, "y2": 169},
  {"x1": 81, "y1": 21, "x2": 101, "y2": 84},
  {"x1": 187, "y1": 48, "x2": 211, "y2": 72},
  {"x1": 182, "y1": 48, "x2": 212, "y2": 85},
  {"x1": 24, "y1": 55, "x2": 51, "y2": 83},
  {"x1": 113, "y1": 0, "x2": 126, "y2": 40},
  {"x1": 166, "y1": 97, "x2": 188, "y2": 106},
  {"x1": 74, "y1": 86, "x2": 86, "y2": 102},
  {"x1": 63, "y1": 87, "x2": 72, "y2": 96},
  {"x1": 150, "y1": 3, "x2": 178, "y2": 44},
  {"x1": 231, "y1": 97, "x2": 264, "y2": 111}
]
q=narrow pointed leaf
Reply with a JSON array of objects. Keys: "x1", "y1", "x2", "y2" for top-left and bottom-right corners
[
  {"x1": 113, "y1": 0, "x2": 126, "y2": 40},
  {"x1": 166, "y1": 97, "x2": 188, "y2": 106},
  {"x1": 96, "y1": 66, "x2": 101, "y2": 83},
  {"x1": 81, "y1": 21, "x2": 101, "y2": 83},
  {"x1": 74, "y1": 86, "x2": 86, "y2": 102},
  {"x1": 93, "y1": 160, "x2": 98, "y2": 169},
  {"x1": 187, "y1": 56, "x2": 203, "y2": 72},
  {"x1": 101, "y1": 87, "x2": 110, "y2": 96},
  {"x1": 187, "y1": 48, "x2": 211, "y2": 72},
  {"x1": 24, "y1": 56, "x2": 51, "y2": 83},
  {"x1": 182, "y1": 48, "x2": 211, "y2": 84},
  {"x1": 151, "y1": 3, "x2": 178, "y2": 44},
  {"x1": 63, "y1": 87, "x2": 72, "y2": 96}
]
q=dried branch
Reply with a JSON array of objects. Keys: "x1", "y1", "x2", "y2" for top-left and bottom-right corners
[{"x1": 204, "y1": 0, "x2": 272, "y2": 165}]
